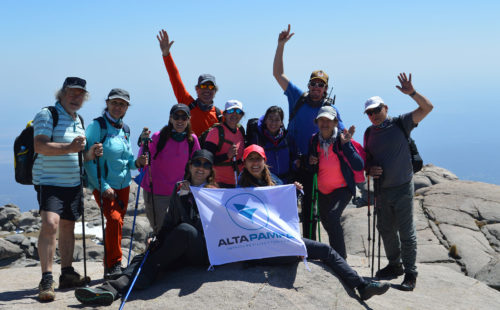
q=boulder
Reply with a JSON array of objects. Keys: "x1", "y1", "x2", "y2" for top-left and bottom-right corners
[{"x1": 0, "y1": 238, "x2": 23, "y2": 261}]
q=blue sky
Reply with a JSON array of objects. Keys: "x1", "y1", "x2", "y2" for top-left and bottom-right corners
[{"x1": 1, "y1": 1, "x2": 499, "y2": 210}]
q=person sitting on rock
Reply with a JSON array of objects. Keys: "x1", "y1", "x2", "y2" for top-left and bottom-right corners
[
  {"x1": 74, "y1": 149, "x2": 216, "y2": 306},
  {"x1": 238, "y1": 144, "x2": 390, "y2": 301}
]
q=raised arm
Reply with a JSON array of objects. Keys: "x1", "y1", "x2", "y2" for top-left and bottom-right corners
[
  {"x1": 157, "y1": 29, "x2": 174, "y2": 57},
  {"x1": 273, "y1": 24, "x2": 294, "y2": 91},
  {"x1": 157, "y1": 29, "x2": 194, "y2": 105},
  {"x1": 396, "y1": 73, "x2": 433, "y2": 124}
]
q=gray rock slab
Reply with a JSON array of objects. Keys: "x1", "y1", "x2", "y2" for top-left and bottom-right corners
[
  {"x1": 474, "y1": 256, "x2": 500, "y2": 290},
  {"x1": 3, "y1": 234, "x2": 26, "y2": 245},
  {"x1": 0, "y1": 238, "x2": 23, "y2": 260},
  {"x1": 438, "y1": 223, "x2": 494, "y2": 276},
  {"x1": 425, "y1": 206, "x2": 479, "y2": 231},
  {"x1": 1, "y1": 258, "x2": 499, "y2": 310}
]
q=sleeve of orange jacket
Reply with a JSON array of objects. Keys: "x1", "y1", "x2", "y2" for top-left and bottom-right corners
[{"x1": 163, "y1": 54, "x2": 195, "y2": 105}]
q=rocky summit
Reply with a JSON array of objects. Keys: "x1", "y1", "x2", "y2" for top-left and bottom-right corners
[{"x1": 0, "y1": 164, "x2": 499, "y2": 309}]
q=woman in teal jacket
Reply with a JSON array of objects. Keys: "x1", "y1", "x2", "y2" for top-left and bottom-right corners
[{"x1": 84, "y1": 88, "x2": 147, "y2": 279}]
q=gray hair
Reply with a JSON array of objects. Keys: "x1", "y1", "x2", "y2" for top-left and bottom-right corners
[{"x1": 55, "y1": 87, "x2": 90, "y2": 102}]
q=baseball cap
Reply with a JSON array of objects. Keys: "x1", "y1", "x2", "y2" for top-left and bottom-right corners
[
  {"x1": 191, "y1": 149, "x2": 214, "y2": 165},
  {"x1": 170, "y1": 104, "x2": 191, "y2": 116},
  {"x1": 309, "y1": 70, "x2": 329, "y2": 84},
  {"x1": 315, "y1": 106, "x2": 337, "y2": 122},
  {"x1": 364, "y1": 96, "x2": 384, "y2": 112},
  {"x1": 62, "y1": 77, "x2": 87, "y2": 91},
  {"x1": 243, "y1": 144, "x2": 267, "y2": 161},
  {"x1": 197, "y1": 74, "x2": 216, "y2": 86},
  {"x1": 224, "y1": 99, "x2": 243, "y2": 112},
  {"x1": 107, "y1": 88, "x2": 130, "y2": 103}
]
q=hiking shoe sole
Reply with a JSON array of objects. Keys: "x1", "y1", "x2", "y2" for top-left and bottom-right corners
[{"x1": 75, "y1": 287, "x2": 114, "y2": 306}]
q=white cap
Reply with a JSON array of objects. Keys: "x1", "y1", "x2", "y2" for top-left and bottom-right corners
[
  {"x1": 224, "y1": 99, "x2": 243, "y2": 111},
  {"x1": 364, "y1": 96, "x2": 384, "y2": 112},
  {"x1": 315, "y1": 106, "x2": 337, "y2": 121}
]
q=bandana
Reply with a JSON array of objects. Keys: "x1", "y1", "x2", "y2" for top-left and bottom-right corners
[
  {"x1": 318, "y1": 128, "x2": 338, "y2": 159},
  {"x1": 171, "y1": 130, "x2": 187, "y2": 142},
  {"x1": 197, "y1": 99, "x2": 213, "y2": 112},
  {"x1": 104, "y1": 112, "x2": 123, "y2": 129},
  {"x1": 263, "y1": 127, "x2": 285, "y2": 146}
]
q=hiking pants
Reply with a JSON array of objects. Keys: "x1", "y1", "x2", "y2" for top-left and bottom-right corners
[
  {"x1": 143, "y1": 190, "x2": 171, "y2": 235},
  {"x1": 303, "y1": 238, "x2": 366, "y2": 289},
  {"x1": 93, "y1": 186, "x2": 129, "y2": 269},
  {"x1": 377, "y1": 180, "x2": 417, "y2": 275},
  {"x1": 297, "y1": 169, "x2": 316, "y2": 240},
  {"x1": 99, "y1": 222, "x2": 208, "y2": 296},
  {"x1": 318, "y1": 187, "x2": 352, "y2": 259}
]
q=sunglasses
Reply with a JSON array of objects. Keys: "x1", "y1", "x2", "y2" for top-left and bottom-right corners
[
  {"x1": 192, "y1": 159, "x2": 212, "y2": 170},
  {"x1": 366, "y1": 106, "x2": 383, "y2": 116},
  {"x1": 309, "y1": 82, "x2": 326, "y2": 88},
  {"x1": 172, "y1": 114, "x2": 189, "y2": 121},
  {"x1": 226, "y1": 108, "x2": 243, "y2": 115},
  {"x1": 199, "y1": 84, "x2": 215, "y2": 90}
]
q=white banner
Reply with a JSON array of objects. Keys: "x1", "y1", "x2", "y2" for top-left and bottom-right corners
[{"x1": 191, "y1": 184, "x2": 307, "y2": 266}]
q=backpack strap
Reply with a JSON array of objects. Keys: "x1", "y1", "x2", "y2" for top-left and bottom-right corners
[
  {"x1": 122, "y1": 123, "x2": 130, "y2": 141},
  {"x1": 188, "y1": 136, "x2": 195, "y2": 158},
  {"x1": 288, "y1": 92, "x2": 308, "y2": 123},
  {"x1": 289, "y1": 93, "x2": 336, "y2": 123},
  {"x1": 46, "y1": 106, "x2": 59, "y2": 134},
  {"x1": 214, "y1": 106, "x2": 223, "y2": 122},
  {"x1": 94, "y1": 116, "x2": 108, "y2": 143},
  {"x1": 188, "y1": 100, "x2": 197, "y2": 110},
  {"x1": 394, "y1": 117, "x2": 410, "y2": 139}
]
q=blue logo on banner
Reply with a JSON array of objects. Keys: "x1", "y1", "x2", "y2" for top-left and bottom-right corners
[{"x1": 225, "y1": 193, "x2": 269, "y2": 230}]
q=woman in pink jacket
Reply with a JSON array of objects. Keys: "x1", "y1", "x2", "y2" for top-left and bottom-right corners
[{"x1": 140, "y1": 104, "x2": 200, "y2": 233}]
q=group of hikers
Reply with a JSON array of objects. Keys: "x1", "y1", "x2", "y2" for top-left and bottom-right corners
[{"x1": 30, "y1": 25, "x2": 433, "y2": 306}]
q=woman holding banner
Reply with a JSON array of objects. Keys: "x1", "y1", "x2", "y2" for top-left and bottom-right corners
[
  {"x1": 238, "y1": 144, "x2": 390, "y2": 301},
  {"x1": 75, "y1": 150, "x2": 216, "y2": 306}
]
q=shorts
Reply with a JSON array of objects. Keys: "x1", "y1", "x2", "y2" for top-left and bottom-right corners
[{"x1": 34, "y1": 185, "x2": 82, "y2": 221}]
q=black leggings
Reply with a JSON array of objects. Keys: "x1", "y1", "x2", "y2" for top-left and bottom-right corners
[{"x1": 100, "y1": 223, "x2": 208, "y2": 297}]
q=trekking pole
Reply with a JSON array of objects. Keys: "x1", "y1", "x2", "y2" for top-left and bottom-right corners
[
  {"x1": 309, "y1": 173, "x2": 320, "y2": 241},
  {"x1": 232, "y1": 155, "x2": 238, "y2": 186},
  {"x1": 371, "y1": 181, "x2": 377, "y2": 278},
  {"x1": 127, "y1": 169, "x2": 144, "y2": 266},
  {"x1": 367, "y1": 176, "x2": 371, "y2": 267},
  {"x1": 119, "y1": 243, "x2": 152, "y2": 310},
  {"x1": 374, "y1": 178, "x2": 382, "y2": 274},
  {"x1": 143, "y1": 139, "x2": 157, "y2": 230},
  {"x1": 96, "y1": 152, "x2": 107, "y2": 277},
  {"x1": 78, "y1": 151, "x2": 89, "y2": 285}
]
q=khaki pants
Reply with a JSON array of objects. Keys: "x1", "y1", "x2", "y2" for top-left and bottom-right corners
[{"x1": 142, "y1": 190, "x2": 171, "y2": 235}]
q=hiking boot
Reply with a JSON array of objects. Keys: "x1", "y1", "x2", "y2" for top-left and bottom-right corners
[
  {"x1": 375, "y1": 263, "x2": 404, "y2": 279},
  {"x1": 358, "y1": 281, "x2": 391, "y2": 300},
  {"x1": 59, "y1": 268, "x2": 90, "y2": 289},
  {"x1": 75, "y1": 287, "x2": 115, "y2": 306},
  {"x1": 38, "y1": 277, "x2": 56, "y2": 302},
  {"x1": 400, "y1": 272, "x2": 417, "y2": 291},
  {"x1": 104, "y1": 262, "x2": 123, "y2": 280}
]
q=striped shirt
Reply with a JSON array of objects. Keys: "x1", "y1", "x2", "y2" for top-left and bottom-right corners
[{"x1": 32, "y1": 102, "x2": 85, "y2": 187}]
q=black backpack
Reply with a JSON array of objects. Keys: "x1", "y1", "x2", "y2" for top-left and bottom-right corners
[
  {"x1": 245, "y1": 118, "x2": 261, "y2": 145},
  {"x1": 14, "y1": 106, "x2": 84, "y2": 185},
  {"x1": 364, "y1": 117, "x2": 423, "y2": 173}
]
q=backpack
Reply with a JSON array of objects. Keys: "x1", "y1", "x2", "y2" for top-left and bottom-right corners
[
  {"x1": 14, "y1": 106, "x2": 84, "y2": 185},
  {"x1": 94, "y1": 116, "x2": 130, "y2": 144},
  {"x1": 364, "y1": 117, "x2": 423, "y2": 173},
  {"x1": 199, "y1": 123, "x2": 245, "y2": 154},
  {"x1": 188, "y1": 100, "x2": 223, "y2": 122},
  {"x1": 289, "y1": 92, "x2": 336, "y2": 123},
  {"x1": 245, "y1": 118, "x2": 261, "y2": 145}
]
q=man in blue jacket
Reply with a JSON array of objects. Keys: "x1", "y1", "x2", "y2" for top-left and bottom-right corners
[{"x1": 273, "y1": 24, "x2": 344, "y2": 240}]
